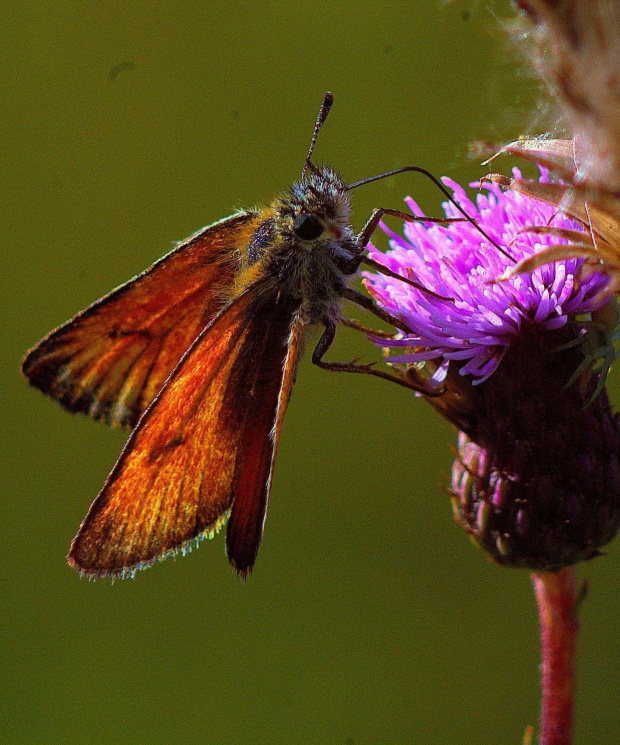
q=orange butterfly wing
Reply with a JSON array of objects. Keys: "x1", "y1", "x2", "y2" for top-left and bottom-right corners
[
  {"x1": 68, "y1": 280, "x2": 305, "y2": 578},
  {"x1": 22, "y1": 211, "x2": 257, "y2": 428}
]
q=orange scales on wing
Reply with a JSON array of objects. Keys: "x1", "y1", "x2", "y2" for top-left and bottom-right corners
[
  {"x1": 68, "y1": 278, "x2": 304, "y2": 577},
  {"x1": 22, "y1": 212, "x2": 258, "y2": 428}
]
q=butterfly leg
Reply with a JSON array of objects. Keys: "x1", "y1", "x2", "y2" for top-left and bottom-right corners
[
  {"x1": 353, "y1": 208, "x2": 455, "y2": 300},
  {"x1": 312, "y1": 321, "x2": 442, "y2": 396},
  {"x1": 340, "y1": 286, "x2": 413, "y2": 334},
  {"x1": 340, "y1": 317, "x2": 394, "y2": 339},
  {"x1": 356, "y1": 207, "x2": 464, "y2": 251}
]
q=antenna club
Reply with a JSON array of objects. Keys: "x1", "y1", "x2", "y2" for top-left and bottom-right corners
[{"x1": 302, "y1": 91, "x2": 335, "y2": 179}]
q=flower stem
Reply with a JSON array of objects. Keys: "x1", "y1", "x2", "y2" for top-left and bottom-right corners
[{"x1": 532, "y1": 567, "x2": 579, "y2": 745}]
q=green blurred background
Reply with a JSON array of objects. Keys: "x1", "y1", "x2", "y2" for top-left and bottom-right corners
[{"x1": 3, "y1": 2, "x2": 619, "y2": 743}]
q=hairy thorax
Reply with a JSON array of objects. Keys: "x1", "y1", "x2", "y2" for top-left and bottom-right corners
[{"x1": 234, "y1": 166, "x2": 360, "y2": 325}]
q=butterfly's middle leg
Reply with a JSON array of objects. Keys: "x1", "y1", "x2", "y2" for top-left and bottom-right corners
[{"x1": 312, "y1": 321, "x2": 443, "y2": 396}]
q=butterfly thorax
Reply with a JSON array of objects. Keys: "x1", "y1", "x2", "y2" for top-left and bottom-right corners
[{"x1": 236, "y1": 166, "x2": 360, "y2": 324}]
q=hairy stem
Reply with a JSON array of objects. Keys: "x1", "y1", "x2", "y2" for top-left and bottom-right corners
[{"x1": 532, "y1": 567, "x2": 579, "y2": 745}]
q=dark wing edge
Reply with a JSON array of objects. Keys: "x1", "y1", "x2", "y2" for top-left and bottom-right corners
[{"x1": 225, "y1": 309, "x2": 306, "y2": 577}]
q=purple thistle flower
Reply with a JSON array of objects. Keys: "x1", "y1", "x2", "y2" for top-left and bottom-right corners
[
  {"x1": 365, "y1": 171, "x2": 620, "y2": 570},
  {"x1": 365, "y1": 169, "x2": 610, "y2": 386}
]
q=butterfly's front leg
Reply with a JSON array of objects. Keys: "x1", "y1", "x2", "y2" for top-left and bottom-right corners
[{"x1": 357, "y1": 207, "x2": 464, "y2": 250}]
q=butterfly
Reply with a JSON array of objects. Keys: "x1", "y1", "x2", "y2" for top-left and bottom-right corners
[{"x1": 22, "y1": 92, "x2": 465, "y2": 579}]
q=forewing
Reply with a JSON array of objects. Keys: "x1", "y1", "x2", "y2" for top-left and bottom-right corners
[
  {"x1": 68, "y1": 281, "x2": 304, "y2": 578},
  {"x1": 22, "y1": 211, "x2": 257, "y2": 428}
]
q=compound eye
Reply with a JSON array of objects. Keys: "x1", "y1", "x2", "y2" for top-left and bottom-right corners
[{"x1": 293, "y1": 212, "x2": 324, "y2": 241}]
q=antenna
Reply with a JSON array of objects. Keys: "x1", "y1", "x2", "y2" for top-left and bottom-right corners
[
  {"x1": 346, "y1": 165, "x2": 514, "y2": 262},
  {"x1": 301, "y1": 91, "x2": 334, "y2": 180}
]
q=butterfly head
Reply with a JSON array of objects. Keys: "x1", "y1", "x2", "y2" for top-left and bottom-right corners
[{"x1": 287, "y1": 165, "x2": 353, "y2": 241}]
